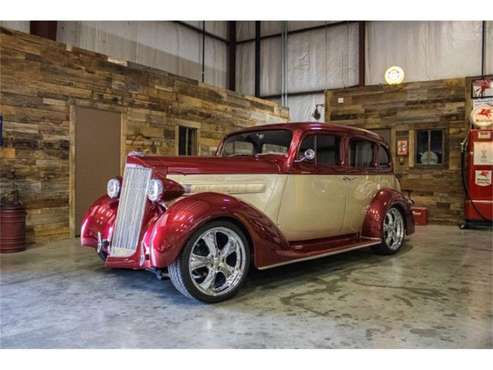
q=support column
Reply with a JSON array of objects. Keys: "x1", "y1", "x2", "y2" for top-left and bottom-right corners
[
  {"x1": 228, "y1": 21, "x2": 237, "y2": 91},
  {"x1": 255, "y1": 21, "x2": 261, "y2": 97}
]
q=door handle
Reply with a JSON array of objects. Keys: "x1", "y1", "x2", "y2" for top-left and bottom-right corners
[{"x1": 343, "y1": 176, "x2": 356, "y2": 181}]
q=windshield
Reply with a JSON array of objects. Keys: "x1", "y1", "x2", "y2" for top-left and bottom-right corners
[{"x1": 220, "y1": 130, "x2": 292, "y2": 157}]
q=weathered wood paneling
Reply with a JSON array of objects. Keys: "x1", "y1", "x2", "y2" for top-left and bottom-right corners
[
  {"x1": 0, "y1": 27, "x2": 288, "y2": 244},
  {"x1": 325, "y1": 79, "x2": 467, "y2": 224}
]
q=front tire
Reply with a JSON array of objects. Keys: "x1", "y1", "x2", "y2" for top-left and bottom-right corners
[
  {"x1": 372, "y1": 206, "x2": 406, "y2": 255},
  {"x1": 168, "y1": 220, "x2": 250, "y2": 303}
]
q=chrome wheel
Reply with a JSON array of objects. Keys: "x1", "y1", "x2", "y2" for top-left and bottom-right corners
[
  {"x1": 383, "y1": 207, "x2": 405, "y2": 250},
  {"x1": 188, "y1": 226, "x2": 247, "y2": 297}
]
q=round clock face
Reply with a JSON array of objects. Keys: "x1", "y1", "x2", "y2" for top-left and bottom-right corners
[{"x1": 385, "y1": 66, "x2": 405, "y2": 85}]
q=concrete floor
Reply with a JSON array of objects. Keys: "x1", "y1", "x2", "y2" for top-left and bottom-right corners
[{"x1": 1, "y1": 225, "x2": 492, "y2": 348}]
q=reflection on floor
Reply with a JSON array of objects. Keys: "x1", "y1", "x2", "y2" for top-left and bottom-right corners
[{"x1": 1, "y1": 225, "x2": 492, "y2": 348}]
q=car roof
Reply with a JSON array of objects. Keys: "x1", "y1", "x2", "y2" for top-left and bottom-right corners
[{"x1": 230, "y1": 122, "x2": 385, "y2": 143}]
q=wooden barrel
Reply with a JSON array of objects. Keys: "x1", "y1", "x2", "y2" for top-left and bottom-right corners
[{"x1": 0, "y1": 205, "x2": 26, "y2": 253}]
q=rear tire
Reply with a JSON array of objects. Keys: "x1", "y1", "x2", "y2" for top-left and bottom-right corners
[
  {"x1": 168, "y1": 220, "x2": 250, "y2": 303},
  {"x1": 372, "y1": 206, "x2": 405, "y2": 255}
]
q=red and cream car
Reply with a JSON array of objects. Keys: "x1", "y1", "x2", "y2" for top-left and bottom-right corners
[{"x1": 81, "y1": 122, "x2": 414, "y2": 302}]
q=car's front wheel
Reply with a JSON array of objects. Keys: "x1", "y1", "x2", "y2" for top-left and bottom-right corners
[
  {"x1": 372, "y1": 206, "x2": 406, "y2": 255},
  {"x1": 168, "y1": 220, "x2": 250, "y2": 303}
]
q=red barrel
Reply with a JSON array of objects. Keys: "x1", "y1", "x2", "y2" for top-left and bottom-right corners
[{"x1": 0, "y1": 205, "x2": 26, "y2": 253}]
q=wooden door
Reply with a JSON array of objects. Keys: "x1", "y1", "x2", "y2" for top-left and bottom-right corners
[{"x1": 74, "y1": 107, "x2": 121, "y2": 236}]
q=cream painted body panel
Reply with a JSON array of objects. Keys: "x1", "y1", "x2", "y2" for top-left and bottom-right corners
[
  {"x1": 277, "y1": 175, "x2": 347, "y2": 241},
  {"x1": 167, "y1": 172, "x2": 399, "y2": 242},
  {"x1": 167, "y1": 174, "x2": 288, "y2": 226},
  {"x1": 343, "y1": 174, "x2": 400, "y2": 234}
]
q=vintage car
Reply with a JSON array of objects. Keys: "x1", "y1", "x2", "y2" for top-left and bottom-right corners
[{"x1": 81, "y1": 122, "x2": 414, "y2": 302}]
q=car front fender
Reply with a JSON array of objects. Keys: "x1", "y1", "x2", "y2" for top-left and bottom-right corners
[
  {"x1": 80, "y1": 195, "x2": 118, "y2": 247},
  {"x1": 148, "y1": 192, "x2": 289, "y2": 269},
  {"x1": 362, "y1": 188, "x2": 415, "y2": 239}
]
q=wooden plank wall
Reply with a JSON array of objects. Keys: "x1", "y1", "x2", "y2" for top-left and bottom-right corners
[
  {"x1": 325, "y1": 79, "x2": 467, "y2": 224},
  {"x1": 0, "y1": 27, "x2": 288, "y2": 244}
]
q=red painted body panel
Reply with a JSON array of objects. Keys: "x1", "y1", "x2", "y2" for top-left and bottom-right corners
[
  {"x1": 81, "y1": 122, "x2": 414, "y2": 272},
  {"x1": 148, "y1": 192, "x2": 289, "y2": 269},
  {"x1": 80, "y1": 195, "x2": 118, "y2": 247},
  {"x1": 127, "y1": 154, "x2": 286, "y2": 175},
  {"x1": 464, "y1": 129, "x2": 493, "y2": 222},
  {"x1": 362, "y1": 188, "x2": 415, "y2": 239}
]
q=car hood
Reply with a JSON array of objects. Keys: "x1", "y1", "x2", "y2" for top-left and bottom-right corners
[{"x1": 126, "y1": 154, "x2": 286, "y2": 175}]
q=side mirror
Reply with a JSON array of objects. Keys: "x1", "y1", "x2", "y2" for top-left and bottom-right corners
[{"x1": 295, "y1": 148, "x2": 316, "y2": 163}]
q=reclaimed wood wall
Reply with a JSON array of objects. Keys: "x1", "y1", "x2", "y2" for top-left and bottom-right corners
[
  {"x1": 0, "y1": 27, "x2": 288, "y2": 244},
  {"x1": 325, "y1": 79, "x2": 467, "y2": 224}
]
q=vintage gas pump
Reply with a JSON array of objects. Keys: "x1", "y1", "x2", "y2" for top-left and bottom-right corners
[{"x1": 460, "y1": 105, "x2": 493, "y2": 229}]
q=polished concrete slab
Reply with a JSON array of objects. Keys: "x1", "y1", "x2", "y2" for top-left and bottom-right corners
[{"x1": 1, "y1": 225, "x2": 492, "y2": 348}]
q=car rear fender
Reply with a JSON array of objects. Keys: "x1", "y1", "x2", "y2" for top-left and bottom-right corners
[
  {"x1": 148, "y1": 192, "x2": 289, "y2": 269},
  {"x1": 362, "y1": 188, "x2": 415, "y2": 239}
]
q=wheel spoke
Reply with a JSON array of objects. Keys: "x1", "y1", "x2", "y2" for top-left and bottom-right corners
[
  {"x1": 199, "y1": 268, "x2": 217, "y2": 292},
  {"x1": 218, "y1": 263, "x2": 235, "y2": 279},
  {"x1": 190, "y1": 253, "x2": 210, "y2": 271},
  {"x1": 220, "y1": 239, "x2": 236, "y2": 258},
  {"x1": 202, "y1": 232, "x2": 218, "y2": 257}
]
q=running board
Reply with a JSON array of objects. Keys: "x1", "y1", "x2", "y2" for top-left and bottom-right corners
[{"x1": 258, "y1": 238, "x2": 381, "y2": 270}]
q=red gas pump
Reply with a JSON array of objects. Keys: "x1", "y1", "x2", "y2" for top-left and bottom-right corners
[{"x1": 460, "y1": 105, "x2": 493, "y2": 229}]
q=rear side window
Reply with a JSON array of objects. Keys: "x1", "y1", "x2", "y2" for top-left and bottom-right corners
[
  {"x1": 349, "y1": 139, "x2": 374, "y2": 168},
  {"x1": 317, "y1": 135, "x2": 341, "y2": 166},
  {"x1": 377, "y1": 145, "x2": 391, "y2": 168}
]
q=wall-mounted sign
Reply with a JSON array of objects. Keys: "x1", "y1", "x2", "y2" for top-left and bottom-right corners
[
  {"x1": 472, "y1": 78, "x2": 493, "y2": 99},
  {"x1": 397, "y1": 139, "x2": 408, "y2": 156},
  {"x1": 385, "y1": 66, "x2": 405, "y2": 85},
  {"x1": 470, "y1": 105, "x2": 493, "y2": 128}
]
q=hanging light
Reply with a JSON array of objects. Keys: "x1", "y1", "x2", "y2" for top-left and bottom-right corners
[{"x1": 312, "y1": 104, "x2": 324, "y2": 121}]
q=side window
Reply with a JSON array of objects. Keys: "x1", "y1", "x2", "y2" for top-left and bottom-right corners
[
  {"x1": 349, "y1": 139, "x2": 375, "y2": 168},
  {"x1": 416, "y1": 129, "x2": 444, "y2": 165},
  {"x1": 178, "y1": 126, "x2": 198, "y2": 156},
  {"x1": 377, "y1": 145, "x2": 391, "y2": 168},
  {"x1": 317, "y1": 135, "x2": 341, "y2": 166}
]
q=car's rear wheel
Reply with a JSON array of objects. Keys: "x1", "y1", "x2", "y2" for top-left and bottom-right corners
[
  {"x1": 168, "y1": 220, "x2": 250, "y2": 303},
  {"x1": 372, "y1": 206, "x2": 405, "y2": 255}
]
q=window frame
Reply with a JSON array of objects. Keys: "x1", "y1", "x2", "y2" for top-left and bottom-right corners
[
  {"x1": 414, "y1": 128, "x2": 447, "y2": 168},
  {"x1": 294, "y1": 132, "x2": 344, "y2": 172}
]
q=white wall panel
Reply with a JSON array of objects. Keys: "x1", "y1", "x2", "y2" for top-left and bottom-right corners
[
  {"x1": 205, "y1": 37, "x2": 228, "y2": 87},
  {"x1": 271, "y1": 93, "x2": 325, "y2": 122},
  {"x1": 236, "y1": 42, "x2": 255, "y2": 96},
  {"x1": 0, "y1": 21, "x2": 30, "y2": 33},
  {"x1": 366, "y1": 21, "x2": 484, "y2": 85},
  {"x1": 287, "y1": 23, "x2": 358, "y2": 92},
  {"x1": 57, "y1": 21, "x2": 227, "y2": 88},
  {"x1": 237, "y1": 21, "x2": 255, "y2": 41},
  {"x1": 182, "y1": 21, "x2": 228, "y2": 39},
  {"x1": 262, "y1": 22, "x2": 283, "y2": 37},
  {"x1": 260, "y1": 37, "x2": 282, "y2": 96}
]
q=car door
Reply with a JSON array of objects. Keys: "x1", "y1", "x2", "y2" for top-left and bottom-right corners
[
  {"x1": 342, "y1": 137, "x2": 382, "y2": 234},
  {"x1": 277, "y1": 133, "x2": 347, "y2": 241}
]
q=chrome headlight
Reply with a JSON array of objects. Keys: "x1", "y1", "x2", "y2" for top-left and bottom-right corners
[
  {"x1": 107, "y1": 178, "x2": 121, "y2": 199},
  {"x1": 147, "y1": 179, "x2": 164, "y2": 202}
]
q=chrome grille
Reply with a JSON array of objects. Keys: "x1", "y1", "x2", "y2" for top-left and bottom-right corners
[{"x1": 110, "y1": 165, "x2": 152, "y2": 257}]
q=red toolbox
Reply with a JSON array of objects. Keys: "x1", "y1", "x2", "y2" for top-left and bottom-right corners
[{"x1": 412, "y1": 207, "x2": 428, "y2": 225}]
